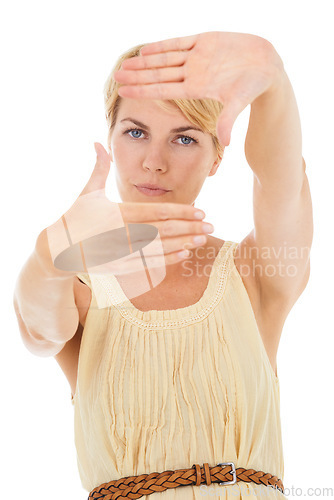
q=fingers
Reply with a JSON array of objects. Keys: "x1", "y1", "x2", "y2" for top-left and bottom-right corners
[
  {"x1": 51, "y1": 222, "x2": 211, "y2": 275},
  {"x1": 118, "y1": 202, "x2": 205, "y2": 223},
  {"x1": 79, "y1": 142, "x2": 111, "y2": 196},
  {"x1": 139, "y1": 34, "x2": 198, "y2": 55},
  {"x1": 153, "y1": 219, "x2": 214, "y2": 239},
  {"x1": 118, "y1": 81, "x2": 188, "y2": 100},
  {"x1": 145, "y1": 232, "x2": 207, "y2": 255},
  {"x1": 113, "y1": 229, "x2": 208, "y2": 261},
  {"x1": 102, "y1": 232, "x2": 208, "y2": 276},
  {"x1": 114, "y1": 66, "x2": 184, "y2": 86},
  {"x1": 105, "y1": 248, "x2": 187, "y2": 276},
  {"x1": 120, "y1": 51, "x2": 187, "y2": 70}
]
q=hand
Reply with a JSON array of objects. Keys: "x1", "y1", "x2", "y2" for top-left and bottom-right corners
[
  {"x1": 114, "y1": 31, "x2": 284, "y2": 147},
  {"x1": 45, "y1": 143, "x2": 213, "y2": 283}
]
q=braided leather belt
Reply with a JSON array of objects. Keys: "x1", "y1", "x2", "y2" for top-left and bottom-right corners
[{"x1": 88, "y1": 461, "x2": 284, "y2": 499}]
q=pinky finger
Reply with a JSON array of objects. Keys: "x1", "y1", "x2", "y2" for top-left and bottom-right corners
[
  {"x1": 163, "y1": 248, "x2": 191, "y2": 267},
  {"x1": 140, "y1": 34, "x2": 198, "y2": 55},
  {"x1": 178, "y1": 249, "x2": 190, "y2": 258},
  {"x1": 118, "y1": 82, "x2": 190, "y2": 100}
]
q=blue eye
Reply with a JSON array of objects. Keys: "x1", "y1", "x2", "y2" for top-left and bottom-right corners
[
  {"x1": 125, "y1": 128, "x2": 144, "y2": 139},
  {"x1": 177, "y1": 136, "x2": 196, "y2": 145}
]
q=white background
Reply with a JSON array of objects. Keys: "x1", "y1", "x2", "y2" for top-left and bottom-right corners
[{"x1": 1, "y1": 0, "x2": 333, "y2": 498}]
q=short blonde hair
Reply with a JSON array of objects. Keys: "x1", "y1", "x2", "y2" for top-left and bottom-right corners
[{"x1": 103, "y1": 43, "x2": 224, "y2": 161}]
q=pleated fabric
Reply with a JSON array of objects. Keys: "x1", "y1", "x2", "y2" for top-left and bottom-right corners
[{"x1": 72, "y1": 240, "x2": 286, "y2": 498}]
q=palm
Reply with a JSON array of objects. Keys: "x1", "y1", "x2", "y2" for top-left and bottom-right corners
[{"x1": 114, "y1": 31, "x2": 281, "y2": 146}]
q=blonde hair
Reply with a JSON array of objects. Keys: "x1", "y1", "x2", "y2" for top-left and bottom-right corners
[{"x1": 103, "y1": 43, "x2": 224, "y2": 161}]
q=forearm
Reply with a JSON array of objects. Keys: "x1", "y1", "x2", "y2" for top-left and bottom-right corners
[
  {"x1": 13, "y1": 229, "x2": 80, "y2": 356},
  {"x1": 244, "y1": 68, "x2": 305, "y2": 196}
]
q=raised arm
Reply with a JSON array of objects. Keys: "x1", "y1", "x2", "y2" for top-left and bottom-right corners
[{"x1": 243, "y1": 68, "x2": 313, "y2": 309}]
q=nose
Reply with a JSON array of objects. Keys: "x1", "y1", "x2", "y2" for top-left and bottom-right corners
[{"x1": 142, "y1": 144, "x2": 168, "y2": 173}]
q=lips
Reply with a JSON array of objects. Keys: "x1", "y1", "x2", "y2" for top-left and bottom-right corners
[
  {"x1": 135, "y1": 183, "x2": 170, "y2": 191},
  {"x1": 135, "y1": 184, "x2": 171, "y2": 197}
]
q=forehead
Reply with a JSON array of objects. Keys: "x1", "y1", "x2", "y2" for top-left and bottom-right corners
[{"x1": 116, "y1": 97, "x2": 195, "y2": 126}]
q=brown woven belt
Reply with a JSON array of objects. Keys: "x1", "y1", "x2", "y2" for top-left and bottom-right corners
[{"x1": 88, "y1": 461, "x2": 284, "y2": 499}]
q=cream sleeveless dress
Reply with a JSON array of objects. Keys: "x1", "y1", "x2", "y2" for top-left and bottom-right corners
[{"x1": 71, "y1": 240, "x2": 286, "y2": 498}]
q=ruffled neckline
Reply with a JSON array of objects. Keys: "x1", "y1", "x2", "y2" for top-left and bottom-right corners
[{"x1": 94, "y1": 240, "x2": 237, "y2": 330}]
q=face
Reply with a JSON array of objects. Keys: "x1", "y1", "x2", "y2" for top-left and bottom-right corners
[{"x1": 109, "y1": 98, "x2": 221, "y2": 206}]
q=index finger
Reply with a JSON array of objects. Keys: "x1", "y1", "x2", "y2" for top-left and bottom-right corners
[
  {"x1": 140, "y1": 34, "x2": 198, "y2": 55},
  {"x1": 119, "y1": 202, "x2": 205, "y2": 222}
]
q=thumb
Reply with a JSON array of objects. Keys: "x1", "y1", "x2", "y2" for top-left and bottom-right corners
[
  {"x1": 80, "y1": 142, "x2": 112, "y2": 196},
  {"x1": 216, "y1": 99, "x2": 245, "y2": 148}
]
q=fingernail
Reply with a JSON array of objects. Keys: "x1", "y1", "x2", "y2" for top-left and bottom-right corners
[
  {"x1": 193, "y1": 235, "x2": 206, "y2": 244},
  {"x1": 202, "y1": 222, "x2": 214, "y2": 233},
  {"x1": 194, "y1": 210, "x2": 205, "y2": 219},
  {"x1": 178, "y1": 249, "x2": 190, "y2": 258}
]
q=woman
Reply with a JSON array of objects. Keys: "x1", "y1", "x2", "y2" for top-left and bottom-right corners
[{"x1": 13, "y1": 31, "x2": 313, "y2": 499}]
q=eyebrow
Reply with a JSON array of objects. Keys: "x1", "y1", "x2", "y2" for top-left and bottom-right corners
[{"x1": 120, "y1": 117, "x2": 204, "y2": 134}]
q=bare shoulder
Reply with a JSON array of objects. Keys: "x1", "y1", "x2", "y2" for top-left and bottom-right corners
[
  {"x1": 234, "y1": 231, "x2": 303, "y2": 319},
  {"x1": 204, "y1": 235, "x2": 226, "y2": 255},
  {"x1": 232, "y1": 233, "x2": 286, "y2": 376}
]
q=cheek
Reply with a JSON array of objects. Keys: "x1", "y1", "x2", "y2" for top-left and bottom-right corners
[
  {"x1": 175, "y1": 151, "x2": 208, "y2": 176},
  {"x1": 113, "y1": 142, "x2": 139, "y2": 174}
]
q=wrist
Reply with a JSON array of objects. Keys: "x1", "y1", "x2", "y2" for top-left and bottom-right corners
[
  {"x1": 251, "y1": 67, "x2": 289, "y2": 114},
  {"x1": 259, "y1": 42, "x2": 286, "y2": 99},
  {"x1": 35, "y1": 228, "x2": 76, "y2": 280}
]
